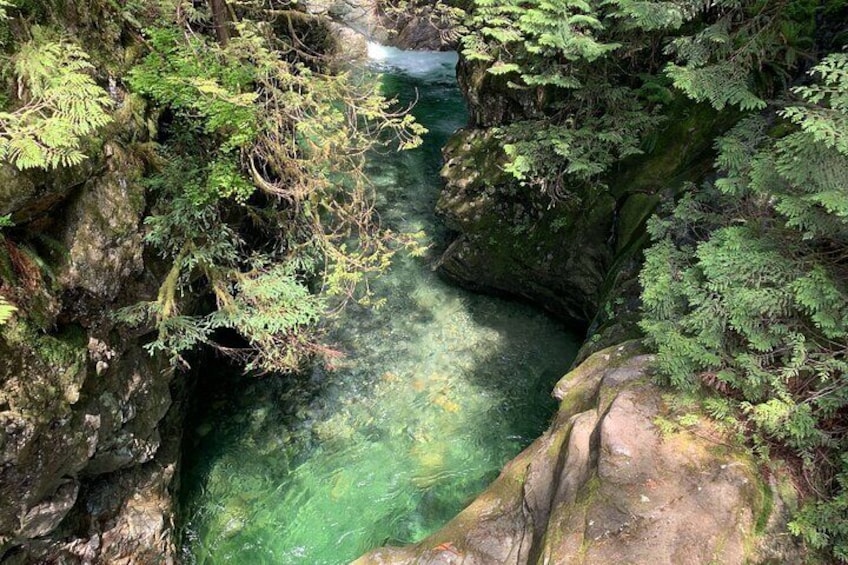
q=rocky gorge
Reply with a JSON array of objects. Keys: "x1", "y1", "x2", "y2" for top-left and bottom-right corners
[
  {"x1": 0, "y1": 1, "x2": 824, "y2": 563},
  {"x1": 356, "y1": 342, "x2": 802, "y2": 564},
  {"x1": 0, "y1": 92, "x2": 180, "y2": 561}
]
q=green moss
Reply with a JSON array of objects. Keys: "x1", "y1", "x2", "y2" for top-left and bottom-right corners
[
  {"x1": 612, "y1": 99, "x2": 738, "y2": 198},
  {"x1": 1, "y1": 318, "x2": 88, "y2": 417},
  {"x1": 578, "y1": 474, "x2": 602, "y2": 506},
  {"x1": 615, "y1": 193, "x2": 660, "y2": 255},
  {"x1": 5, "y1": 319, "x2": 85, "y2": 367},
  {"x1": 774, "y1": 468, "x2": 799, "y2": 514},
  {"x1": 546, "y1": 420, "x2": 574, "y2": 458},
  {"x1": 563, "y1": 473, "x2": 602, "y2": 561},
  {"x1": 755, "y1": 477, "x2": 774, "y2": 534}
]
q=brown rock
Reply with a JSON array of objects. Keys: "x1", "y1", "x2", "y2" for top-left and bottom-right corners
[{"x1": 355, "y1": 342, "x2": 805, "y2": 565}]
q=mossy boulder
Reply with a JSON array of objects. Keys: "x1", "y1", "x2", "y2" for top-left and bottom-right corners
[
  {"x1": 354, "y1": 343, "x2": 805, "y2": 565},
  {"x1": 435, "y1": 99, "x2": 731, "y2": 326},
  {"x1": 0, "y1": 322, "x2": 93, "y2": 552},
  {"x1": 457, "y1": 56, "x2": 546, "y2": 128},
  {"x1": 57, "y1": 141, "x2": 147, "y2": 308},
  {"x1": 0, "y1": 316, "x2": 175, "y2": 562},
  {"x1": 436, "y1": 128, "x2": 615, "y2": 323},
  {"x1": 0, "y1": 160, "x2": 100, "y2": 225}
]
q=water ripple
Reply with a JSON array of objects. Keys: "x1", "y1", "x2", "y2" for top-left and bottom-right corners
[{"x1": 180, "y1": 47, "x2": 578, "y2": 565}]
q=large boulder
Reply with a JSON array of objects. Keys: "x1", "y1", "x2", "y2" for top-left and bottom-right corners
[
  {"x1": 56, "y1": 142, "x2": 147, "y2": 309},
  {"x1": 435, "y1": 101, "x2": 731, "y2": 325},
  {"x1": 0, "y1": 161, "x2": 101, "y2": 226},
  {"x1": 457, "y1": 57, "x2": 546, "y2": 128},
  {"x1": 436, "y1": 128, "x2": 616, "y2": 323},
  {"x1": 0, "y1": 317, "x2": 175, "y2": 563},
  {"x1": 355, "y1": 343, "x2": 804, "y2": 564}
]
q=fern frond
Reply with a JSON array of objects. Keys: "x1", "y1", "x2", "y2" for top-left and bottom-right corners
[{"x1": 1, "y1": 28, "x2": 112, "y2": 170}]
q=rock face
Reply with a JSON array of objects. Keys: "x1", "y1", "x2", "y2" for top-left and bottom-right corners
[
  {"x1": 437, "y1": 51, "x2": 732, "y2": 324},
  {"x1": 355, "y1": 343, "x2": 803, "y2": 565},
  {"x1": 437, "y1": 128, "x2": 616, "y2": 322},
  {"x1": 0, "y1": 94, "x2": 179, "y2": 562},
  {"x1": 456, "y1": 58, "x2": 545, "y2": 128}
]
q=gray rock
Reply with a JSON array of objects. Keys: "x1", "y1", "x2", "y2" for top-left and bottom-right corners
[
  {"x1": 17, "y1": 479, "x2": 79, "y2": 539},
  {"x1": 0, "y1": 136, "x2": 175, "y2": 562},
  {"x1": 58, "y1": 142, "x2": 146, "y2": 304}
]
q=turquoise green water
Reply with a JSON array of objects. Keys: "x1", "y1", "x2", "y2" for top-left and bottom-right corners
[{"x1": 180, "y1": 46, "x2": 579, "y2": 565}]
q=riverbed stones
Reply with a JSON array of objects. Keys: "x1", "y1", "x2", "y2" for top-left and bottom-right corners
[{"x1": 354, "y1": 342, "x2": 805, "y2": 565}]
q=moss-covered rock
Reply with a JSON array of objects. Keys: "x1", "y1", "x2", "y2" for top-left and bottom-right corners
[
  {"x1": 0, "y1": 160, "x2": 100, "y2": 225},
  {"x1": 436, "y1": 128, "x2": 615, "y2": 323},
  {"x1": 0, "y1": 312, "x2": 174, "y2": 562},
  {"x1": 435, "y1": 99, "x2": 733, "y2": 327},
  {"x1": 354, "y1": 343, "x2": 805, "y2": 565},
  {"x1": 57, "y1": 141, "x2": 147, "y2": 307},
  {"x1": 0, "y1": 77, "x2": 177, "y2": 561},
  {"x1": 0, "y1": 322, "x2": 93, "y2": 553},
  {"x1": 457, "y1": 56, "x2": 546, "y2": 127}
]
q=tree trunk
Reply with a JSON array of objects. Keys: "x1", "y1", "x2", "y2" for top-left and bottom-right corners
[{"x1": 208, "y1": 0, "x2": 231, "y2": 46}]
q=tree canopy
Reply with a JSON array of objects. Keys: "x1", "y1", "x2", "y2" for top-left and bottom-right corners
[{"x1": 0, "y1": 0, "x2": 424, "y2": 371}]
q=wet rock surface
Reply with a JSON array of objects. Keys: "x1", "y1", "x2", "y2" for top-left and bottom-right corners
[
  {"x1": 355, "y1": 342, "x2": 804, "y2": 565},
  {"x1": 0, "y1": 91, "x2": 179, "y2": 562},
  {"x1": 436, "y1": 128, "x2": 614, "y2": 323},
  {"x1": 301, "y1": 0, "x2": 460, "y2": 52}
]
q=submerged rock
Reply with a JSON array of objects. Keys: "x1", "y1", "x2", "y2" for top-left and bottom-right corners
[{"x1": 354, "y1": 342, "x2": 804, "y2": 564}]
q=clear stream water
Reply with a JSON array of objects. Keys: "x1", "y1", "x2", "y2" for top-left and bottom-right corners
[{"x1": 179, "y1": 45, "x2": 579, "y2": 565}]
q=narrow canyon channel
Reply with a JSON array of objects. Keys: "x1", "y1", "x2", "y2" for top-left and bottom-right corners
[{"x1": 179, "y1": 45, "x2": 580, "y2": 564}]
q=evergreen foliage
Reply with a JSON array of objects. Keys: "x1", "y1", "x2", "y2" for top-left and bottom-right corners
[
  {"x1": 641, "y1": 53, "x2": 848, "y2": 560},
  {"x1": 114, "y1": 4, "x2": 424, "y2": 372},
  {"x1": 0, "y1": 294, "x2": 15, "y2": 325},
  {"x1": 0, "y1": 0, "x2": 424, "y2": 372},
  {"x1": 460, "y1": 0, "x2": 673, "y2": 197},
  {"x1": 664, "y1": 0, "x2": 818, "y2": 111},
  {"x1": 128, "y1": 26, "x2": 260, "y2": 153},
  {"x1": 460, "y1": 0, "x2": 819, "y2": 200},
  {"x1": 0, "y1": 27, "x2": 112, "y2": 169},
  {"x1": 0, "y1": 0, "x2": 12, "y2": 21},
  {"x1": 462, "y1": 1, "x2": 847, "y2": 555}
]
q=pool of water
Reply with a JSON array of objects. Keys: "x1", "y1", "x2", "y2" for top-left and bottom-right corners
[{"x1": 179, "y1": 45, "x2": 579, "y2": 565}]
